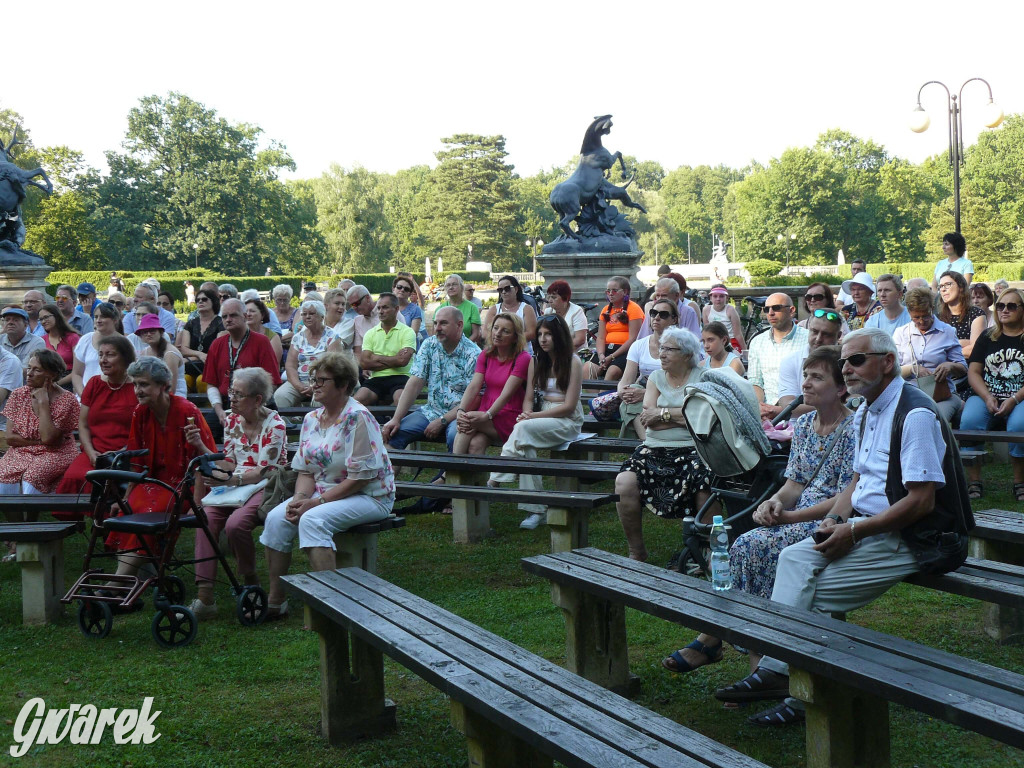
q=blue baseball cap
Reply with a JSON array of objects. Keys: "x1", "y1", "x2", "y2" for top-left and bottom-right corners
[
  {"x1": 1, "y1": 307, "x2": 29, "y2": 320},
  {"x1": 77, "y1": 282, "x2": 97, "y2": 295}
]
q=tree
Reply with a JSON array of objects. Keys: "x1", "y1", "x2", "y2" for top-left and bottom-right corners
[
  {"x1": 92, "y1": 92, "x2": 300, "y2": 273},
  {"x1": 416, "y1": 134, "x2": 522, "y2": 271},
  {"x1": 315, "y1": 165, "x2": 392, "y2": 273}
]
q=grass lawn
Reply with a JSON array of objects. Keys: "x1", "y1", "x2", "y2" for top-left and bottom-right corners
[{"x1": 2, "y1": 458, "x2": 1023, "y2": 768}]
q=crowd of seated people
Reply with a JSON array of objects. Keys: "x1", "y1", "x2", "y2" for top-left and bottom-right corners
[{"x1": 0, "y1": 256, "x2": 1015, "y2": 632}]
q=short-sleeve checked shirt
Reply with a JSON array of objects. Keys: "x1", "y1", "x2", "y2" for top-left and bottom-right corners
[
  {"x1": 746, "y1": 323, "x2": 808, "y2": 404},
  {"x1": 407, "y1": 334, "x2": 479, "y2": 421},
  {"x1": 851, "y1": 377, "x2": 945, "y2": 517}
]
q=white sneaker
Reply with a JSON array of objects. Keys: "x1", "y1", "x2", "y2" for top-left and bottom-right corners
[
  {"x1": 188, "y1": 598, "x2": 218, "y2": 619},
  {"x1": 519, "y1": 513, "x2": 545, "y2": 530}
]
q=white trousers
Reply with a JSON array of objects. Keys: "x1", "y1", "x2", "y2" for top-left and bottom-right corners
[
  {"x1": 759, "y1": 530, "x2": 919, "y2": 677},
  {"x1": 489, "y1": 403, "x2": 583, "y2": 514},
  {"x1": 259, "y1": 493, "x2": 392, "y2": 551}
]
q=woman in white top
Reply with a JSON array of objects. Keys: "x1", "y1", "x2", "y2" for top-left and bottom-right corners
[
  {"x1": 543, "y1": 280, "x2": 588, "y2": 351},
  {"x1": 488, "y1": 314, "x2": 584, "y2": 530},
  {"x1": 701, "y1": 322, "x2": 745, "y2": 375},
  {"x1": 618, "y1": 299, "x2": 677, "y2": 439},
  {"x1": 483, "y1": 275, "x2": 538, "y2": 351},
  {"x1": 701, "y1": 286, "x2": 745, "y2": 352},
  {"x1": 72, "y1": 302, "x2": 124, "y2": 396}
]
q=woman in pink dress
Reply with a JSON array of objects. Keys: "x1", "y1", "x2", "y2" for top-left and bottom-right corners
[{"x1": 453, "y1": 312, "x2": 531, "y2": 454}]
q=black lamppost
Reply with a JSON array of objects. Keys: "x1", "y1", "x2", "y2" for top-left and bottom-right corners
[
  {"x1": 525, "y1": 237, "x2": 544, "y2": 276},
  {"x1": 910, "y1": 78, "x2": 1004, "y2": 233},
  {"x1": 777, "y1": 232, "x2": 796, "y2": 272}
]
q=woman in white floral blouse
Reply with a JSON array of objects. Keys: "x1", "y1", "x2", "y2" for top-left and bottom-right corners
[
  {"x1": 191, "y1": 367, "x2": 287, "y2": 619},
  {"x1": 260, "y1": 353, "x2": 394, "y2": 621}
]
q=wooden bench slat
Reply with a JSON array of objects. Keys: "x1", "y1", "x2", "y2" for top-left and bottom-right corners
[
  {"x1": 395, "y1": 482, "x2": 615, "y2": 508},
  {"x1": 389, "y1": 449, "x2": 621, "y2": 480},
  {"x1": 0, "y1": 522, "x2": 82, "y2": 542},
  {"x1": 523, "y1": 550, "x2": 1024, "y2": 747}
]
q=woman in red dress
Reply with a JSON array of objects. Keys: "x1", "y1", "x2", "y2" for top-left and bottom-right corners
[
  {"x1": 56, "y1": 336, "x2": 138, "y2": 499},
  {"x1": 106, "y1": 356, "x2": 216, "y2": 576}
]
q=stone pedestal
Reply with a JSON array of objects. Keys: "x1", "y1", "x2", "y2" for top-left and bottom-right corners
[
  {"x1": 0, "y1": 264, "x2": 54, "y2": 306},
  {"x1": 536, "y1": 251, "x2": 643, "y2": 316}
]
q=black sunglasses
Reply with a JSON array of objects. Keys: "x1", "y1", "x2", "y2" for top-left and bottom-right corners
[
  {"x1": 649, "y1": 308, "x2": 675, "y2": 320},
  {"x1": 765, "y1": 304, "x2": 791, "y2": 314},
  {"x1": 499, "y1": 285, "x2": 516, "y2": 293},
  {"x1": 110, "y1": 300, "x2": 125, "y2": 307},
  {"x1": 812, "y1": 309, "x2": 841, "y2": 322},
  {"x1": 839, "y1": 352, "x2": 887, "y2": 368},
  {"x1": 804, "y1": 292, "x2": 826, "y2": 302},
  {"x1": 996, "y1": 302, "x2": 1022, "y2": 312}
]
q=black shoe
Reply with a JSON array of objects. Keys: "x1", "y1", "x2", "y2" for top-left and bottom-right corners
[{"x1": 714, "y1": 668, "x2": 789, "y2": 702}]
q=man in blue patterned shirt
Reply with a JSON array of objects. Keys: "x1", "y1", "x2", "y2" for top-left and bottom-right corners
[{"x1": 381, "y1": 306, "x2": 479, "y2": 451}]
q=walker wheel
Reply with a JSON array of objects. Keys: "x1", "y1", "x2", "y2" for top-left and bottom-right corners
[
  {"x1": 667, "y1": 547, "x2": 710, "y2": 579},
  {"x1": 152, "y1": 605, "x2": 198, "y2": 648},
  {"x1": 77, "y1": 600, "x2": 113, "y2": 639},
  {"x1": 153, "y1": 574, "x2": 186, "y2": 606},
  {"x1": 237, "y1": 586, "x2": 268, "y2": 626}
]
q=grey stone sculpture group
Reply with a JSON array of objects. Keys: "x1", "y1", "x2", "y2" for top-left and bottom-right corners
[
  {"x1": 0, "y1": 127, "x2": 51, "y2": 266},
  {"x1": 545, "y1": 115, "x2": 647, "y2": 254}
]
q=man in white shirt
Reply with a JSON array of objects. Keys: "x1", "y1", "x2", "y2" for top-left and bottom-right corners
[
  {"x1": 772, "y1": 309, "x2": 843, "y2": 419},
  {"x1": 0, "y1": 307, "x2": 45, "y2": 368},
  {"x1": 746, "y1": 293, "x2": 808, "y2": 417}
]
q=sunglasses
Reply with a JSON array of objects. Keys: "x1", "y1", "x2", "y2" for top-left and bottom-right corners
[
  {"x1": 498, "y1": 286, "x2": 515, "y2": 293},
  {"x1": 766, "y1": 304, "x2": 791, "y2": 314},
  {"x1": 812, "y1": 309, "x2": 841, "y2": 322},
  {"x1": 649, "y1": 309, "x2": 675, "y2": 321},
  {"x1": 110, "y1": 300, "x2": 124, "y2": 307},
  {"x1": 996, "y1": 302, "x2": 1022, "y2": 312},
  {"x1": 804, "y1": 292, "x2": 826, "y2": 302},
  {"x1": 838, "y1": 352, "x2": 887, "y2": 368}
]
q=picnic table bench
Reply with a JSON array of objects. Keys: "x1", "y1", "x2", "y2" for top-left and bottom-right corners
[
  {"x1": 282, "y1": 567, "x2": 770, "y2": 768},
  {"x1": 0, "y1": 519, "x2": 84, "y2": 624},
  {"x1": 967, "y1": 508, "x2": 1024, "y2": 643},
  {"x1": 523, "y1": 548, "x2": 1024, "y2": 768}
]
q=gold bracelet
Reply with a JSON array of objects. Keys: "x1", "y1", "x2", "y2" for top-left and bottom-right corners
[{"x1": 849, "y1": 517, "x2": 859, "y2": 544}]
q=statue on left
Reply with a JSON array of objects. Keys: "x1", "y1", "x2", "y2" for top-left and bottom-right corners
[{"x1": 0, "y1": 126, "x2": 51, "y2": 265}]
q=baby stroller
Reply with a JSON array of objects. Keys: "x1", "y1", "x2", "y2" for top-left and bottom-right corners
[
  {"x1": 62, "y1": 448, "x2": 269, "y2": 647},
  {"x1": 666, "y1": 384, "x2": 800, "y2": 577}
]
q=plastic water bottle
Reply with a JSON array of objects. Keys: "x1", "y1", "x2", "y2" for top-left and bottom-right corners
[{"x1": 709, "y1": 515, "x2": 732, "y2": 591}]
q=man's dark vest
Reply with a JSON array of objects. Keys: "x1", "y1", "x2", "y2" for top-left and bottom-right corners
[{"x1": 868, "y1": 384, "x2": 974, "y2": 575}]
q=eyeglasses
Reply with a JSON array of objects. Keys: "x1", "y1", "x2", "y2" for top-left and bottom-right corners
[
  {"x1": 312, "y1": 376, "x2": 335, "y2": 386},
  {"x1": 839, "y1": 352, "x2": 888, "y2": 368},
  {"x1": 393, "y1": 285, "x2": 410, "y2": 292},
  {"x1": 110, "y1": 301, "x2": 124, "y2": 307},
  {"x1": 812, "y1": 309, "x2": 841, "y2": 322},
  {"x1": 498, "y1": 286, "x2": 515, "y2": 293},
  {"x1": 659, "y1": 346, "x2": 682, "y2": 353},
  {"x1": 766, "y1": 304, "x2": 791, "y2": 314},
  {"x1": 605, "y1": 288, "x2": 623, "y2": 295},
  {"x1": 55, "y1": 296, "x2": 71, "y2": 303},
  {"x1": 937, "y1": 282, "x2": 955, "y2": 291},
  {"x1": 804, "y1": 292, "x2": 826, "y2": 302},
  {"x1": 996, "y1": 302, "x2": 1022, "y2": 312},
  {"x1": 196, "y1": 296, "x2": 210, "y2": 303},
  {"x1": 649, "y1": 309, "x2": 675, "y2": 320},
  {"x1": 227, "y1": 389, "x2": 254, "y2": 400},
  {"x1": 219, "y1": 294, "x2": 230, "y2": 300}
]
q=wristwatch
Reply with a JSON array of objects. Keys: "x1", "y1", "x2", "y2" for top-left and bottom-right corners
[{"x1": 661, "y1": 407, "x2": 671, "y2": 423}]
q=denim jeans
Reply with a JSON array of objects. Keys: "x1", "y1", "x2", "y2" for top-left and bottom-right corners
[
  {"x1": 387, "y1": 409, "x2": 458, "y2": 452},
  {"x1": 960, "y1": 395, "x2": 1024, "y2": 458}
]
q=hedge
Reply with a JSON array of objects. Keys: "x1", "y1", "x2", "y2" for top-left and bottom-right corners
[
  {"x1": 46, "y1": 270, "x2": 491, "y2": 304},
  {"x1": 753, "y1": 262, "x2": 1024, "y2": 287}
]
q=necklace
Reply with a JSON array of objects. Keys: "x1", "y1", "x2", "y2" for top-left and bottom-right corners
[
  {"x1": 105, "y1": 376, "x2": 128, "y2": 392},
  {"x1": 814, "y1": 410, "x2": 848, "y2": 435}
]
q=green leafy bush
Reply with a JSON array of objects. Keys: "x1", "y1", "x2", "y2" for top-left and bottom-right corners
[{"x1": 745, "y1": 259, "x2": 783, "y2": 280}]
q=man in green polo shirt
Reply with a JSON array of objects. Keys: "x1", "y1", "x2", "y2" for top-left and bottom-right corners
[{"x1": 356, "y1": 292, "x2": 417, "y2": 405}]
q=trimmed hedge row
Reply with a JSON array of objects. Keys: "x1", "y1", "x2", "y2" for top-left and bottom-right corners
[
  {"x1": 47, "y1": 270, "x2": 491, "y2": 303},
  {"x1": 752, "y1": 262, "x2": 1024, "y2": 287}
]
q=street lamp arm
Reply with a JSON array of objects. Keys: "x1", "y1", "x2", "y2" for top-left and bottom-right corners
[
  {"x1": 916, "y1": 80, "x2": 951, "y2": 106},
  {"x1": 959, "y1": 76, "x2": 995, "y2": 103}
]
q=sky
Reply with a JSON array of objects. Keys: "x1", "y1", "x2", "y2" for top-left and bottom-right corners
[{"x1": 6, "y1": 0, "x2": 1023, "y2": 180}]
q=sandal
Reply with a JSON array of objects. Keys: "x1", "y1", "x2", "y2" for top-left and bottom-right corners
[
  {"x1": 968, "y1": 482, "x2": 983, "y2": 500},
  {"x1": 252, "y1": 600, "x2": 289, "y2": 623},
  {"x1": 1014, "y1": 483, "x2": 1024, "y2": 503},
  {"x1": 662, "y1": 639, "x2": 723, "y2": 674},
  {"x1": 748, "y1": 701, "x2": 805, "y2": 727},
  {"x1": 714, "y1": 668, "x2": 789, "y2": 702}
]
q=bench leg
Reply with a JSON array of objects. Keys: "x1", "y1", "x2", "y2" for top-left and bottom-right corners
[
  {"x1": 970, "y1": 538, "x2": 1024, "y2": 645},
  {"x1": 448, "y1": 469, "x2": 491, "y2": 544},
  {"x1": 450, "y1": 700, "x2": 552, "y2": 768},
  {"x1": 332, "y1": 532, "x2": 379, "y2": 574},
  {"x1": 553, "y1": 475, "x2": 579, "y2": 493},
  {"x1": 790, "y1": 668, "x2": 890, "y2": 768},
  {"x1": 306, "y1": 606, "x2": 396, "y2": 744},
  {"x1": 545, "y1": 507, "x2": 588, "y2": 553},
  {"x1": 17, "y1": 540, "x2": 65, "y2": 625},
  {"x1": 550, "y1": 583, "x2": 639, "y2": 697}
]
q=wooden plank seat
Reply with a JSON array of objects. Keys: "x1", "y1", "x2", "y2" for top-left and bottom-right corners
[
  {"x1": 282, "y1": 567, "x2": 769, "y2": 768},
  {"x1": 331, "y1": 516, "x2": 406, "y2": 573},
  {"x1": 394, "y1": 480, "x2": 616, "y2": 551},
  {"x1": 388, "y1": 449, "x2": 621, "y2": 490},
  {"x1": 522, "y1": 548, "x2": 1024, "y2": 768},
  {"x1": 581, "y1": 378, "x2": 620, "y2": 392},
  {"x1": 966, "y1": 508, "x2": 1024, "y2": 644},
  {"x1": 905, "y1": 556, "x2": 1024, "y2": 608},
  {"x1": 0, "y1": 520, "x2": 84, "y2": 624},
  {"x1": 554, "y1": 436, "x2": 641, "y2": 460}
]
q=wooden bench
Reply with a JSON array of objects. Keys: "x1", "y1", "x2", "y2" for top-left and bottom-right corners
[
  {"x1": 395, "y1": 481, "x2": 615, "y2": 551},
  {"x1": 0, "y1": 521, "x2": 83, "y2": 624},
  {"x1": 523, "y1": 548, "x2": 1024, "y2": 768},
  {"x1": 281, "y1": 567, "x2": 770, "y2": 768},
  {"x1": 968, "y1": 508, "x2": 1024, "y2": 643},
  {"x1": 554, "y1": 435, "x2": 640, "y2": 461}
]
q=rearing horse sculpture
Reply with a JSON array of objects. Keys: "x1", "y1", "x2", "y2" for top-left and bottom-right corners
[
  {"x1": 549, "y1": 115, "x2": 646, "y2": 241},
  {"x1": 0, "y1": 126, "x2": 52, "y2": 250}
]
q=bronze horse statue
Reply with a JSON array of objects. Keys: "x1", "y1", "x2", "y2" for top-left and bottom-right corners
[
  {"x1": 0, "y1": 127, "x2": 52, "y2": 246},
  {"x1": 549, "y1": 115, "x2": 646, "y2": 241}
]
